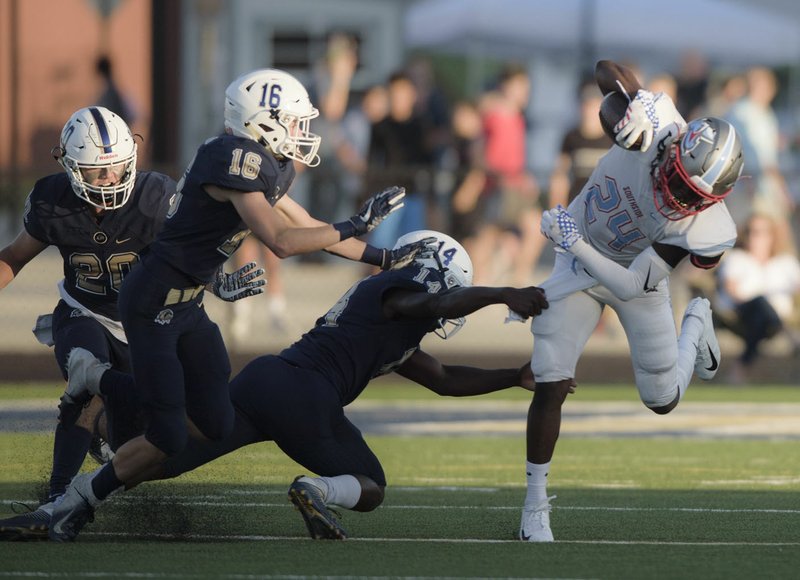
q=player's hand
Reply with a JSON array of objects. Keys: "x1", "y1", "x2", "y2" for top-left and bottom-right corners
[
  {"x1": 211, "y1": 262, "x2": 266, "y2": 302},
  {"x1": 540, "y1": 205, "x2": 582, "y2": 251},
  {"x1": 381, "y1": 236, "x2": 437, "y2": 270},
  {"x1": 348, "y1": 186, "x2": 405, "y2": 236},
  {"x1": 517, "y1": 363, "x2": 536, "y2": 392},
  {"x1": 614, "y1": 89, "x2": 657, "y2": 152},
  {"x1": 503, "y1": 286, "x2": 549, "y2": 319}
]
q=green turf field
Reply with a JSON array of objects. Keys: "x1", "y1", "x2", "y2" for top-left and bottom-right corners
[{"x1": 1, "y1": 382, "x2": 799, "y2": 579}]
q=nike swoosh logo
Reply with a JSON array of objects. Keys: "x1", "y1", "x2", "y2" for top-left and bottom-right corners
[
  {"x1": 115, "y1": 237, "x2": 132, "y2": 244},
  {"x1": 705, "y1": 343, "x2": 719, "y2": 371},
  {"x1": 643, "y1": 266, "x2": 656, "y2": 293}
]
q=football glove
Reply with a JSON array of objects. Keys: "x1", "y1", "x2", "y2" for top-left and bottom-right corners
[
  {"x1": 348, "y1": 186, "x2": 405, "y2": 236},
  {"x1": 381, "y1": 236, "x2": 438, "y2": 270},
  {"x1": 540, "y1": 205, "x2": 582, "y2": 251},
  {"x1": 210, "y1": 262, "x2": 266, "y2": 302},
  {"x1": 613, "y1": 89, "x2": 658, "y2": 152}
]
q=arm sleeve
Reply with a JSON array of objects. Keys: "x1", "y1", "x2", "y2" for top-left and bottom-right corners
[{"x1": 570, "y1": 241, "x2": 674, "y2": 301}]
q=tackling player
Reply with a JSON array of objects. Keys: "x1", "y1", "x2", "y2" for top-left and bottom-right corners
[
  {"x1": 50, "y1": 231, "x2": 560, "y2": 540},
  {"x1": 0, "y1": 107, "x2": 176, "y2": 540},
  {"x1": 48, "y1": 69, "x2": 427, "y2": 542},
  {"x1": 518, "y1": 60, "x2": 745, "y2": 542}
]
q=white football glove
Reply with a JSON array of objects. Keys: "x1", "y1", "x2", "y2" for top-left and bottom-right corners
[
  {"x1": 613, "y1": 89, "x2": 658, "y2": 152},
  {"x1": 540, "y1": 205, "x2": 582, "y2": 251},
  {"x1": 211, "y1": 262, "x2": 266, "y2": 302}
]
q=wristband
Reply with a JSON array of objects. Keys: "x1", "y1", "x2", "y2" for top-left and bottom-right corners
[
  {"x1": 332, "y1": 220, "x2": 358, "y2": 241},
  {"x1": 361, "y1": 244, "x2": 386, "y2": 267}
]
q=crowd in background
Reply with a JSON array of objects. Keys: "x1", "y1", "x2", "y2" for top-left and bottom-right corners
[{"x1": 226, "y1": 36, "x2": 800, "y2": 380}]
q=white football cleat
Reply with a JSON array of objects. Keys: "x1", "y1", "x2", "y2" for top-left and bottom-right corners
[
  {"x1": 682, "y1": 297, "x2": 720, "y2": 381},
  {"x1": 519, "y1": 496, "x2": 555, "y2": 542},
  {"x1": 59, "y1": 348, "x2": 111, "y2": 427},
  {"x1": 48, "y1": 473, "x2": 97, "y2": 542}
]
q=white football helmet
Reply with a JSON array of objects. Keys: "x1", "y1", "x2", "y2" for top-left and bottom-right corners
[
  {"x1": 393, "y1": 230, "x2": 474, "y2": 339},
  {"x1": 654, "y1": 117, "x2": 743, "y2": 220},
  {"x1": 56, "y1": 106, "x2": 137, "y2": 210},
  {"x1": 224, "y1": 68, "x2": 321, "y2": 167}
]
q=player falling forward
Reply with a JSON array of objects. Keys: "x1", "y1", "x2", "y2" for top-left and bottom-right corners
[
  {"x1": 519, "y1": 59, "x2": 744, "y2": 542},
  {"x1": 52, "y1": 231, "x2": 563, "y2": 540}
]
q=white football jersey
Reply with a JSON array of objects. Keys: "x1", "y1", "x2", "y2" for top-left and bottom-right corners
[{"x1": 568, "y1": 92, "x2": 737, "y2": 267}]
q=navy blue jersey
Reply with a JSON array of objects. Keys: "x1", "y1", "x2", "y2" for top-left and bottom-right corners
[
  {"x1": 150, "y1": 134, "x2": 296, "y2": 284},
  {"x1": 23, "y1": 171, "x2": 175, "y2": 320},
  {"x1": 280, "y1": 266, "x2": 446, "y2": 405}
]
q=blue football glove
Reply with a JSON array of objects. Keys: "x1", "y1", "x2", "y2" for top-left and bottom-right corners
[
  {"x1": 211, "y1": 262, "x2": 266, "y2": 302},
  {"x1": 382, "y1": 236, "x2": 438, "y2": 270},
  {"x1": 540, "y1": 205, "x2": 582, "y2": 251}
]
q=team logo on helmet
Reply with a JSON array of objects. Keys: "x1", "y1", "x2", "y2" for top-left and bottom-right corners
[{"x1": 682, "y1": 120, "x2": 714, "y2": 155}]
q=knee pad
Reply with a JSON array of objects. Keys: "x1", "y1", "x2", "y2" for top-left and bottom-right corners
[{"x1": 146, "y1": 417, "x2": 189, "y2": 457}]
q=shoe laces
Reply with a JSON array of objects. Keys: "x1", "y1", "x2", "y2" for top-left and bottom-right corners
[
  {"x1": 528, "y1": 494, "x2": 557, "y2": 514},
  {"x1": 10, "y1": 501, "x2": 37, "y2": 515}
]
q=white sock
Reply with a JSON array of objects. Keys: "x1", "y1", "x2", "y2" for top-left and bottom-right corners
[
  {"x1": 676, "y1": 314, "x2": 704, "y2": 399},
  {"x1": 298, "y1": 475, "x2": 361, "y2": 509},
  {"x1": 524, "y1": 461, "x2": 550, "y2": 507}
]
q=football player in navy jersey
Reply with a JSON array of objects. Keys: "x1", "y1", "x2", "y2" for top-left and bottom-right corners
[
  {"x1": 0, "y1": 106, "x2": 178, "y2": 540},
  {"x1": 50, "y1": 231, "x2": 557, "y2": 540},
  {"x1": 48, "y1": 69, "x2": 431, "y2": 542}
]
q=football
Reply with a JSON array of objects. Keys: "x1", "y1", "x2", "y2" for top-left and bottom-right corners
[{"x1": 599, "y1": 90, "x2": 643, "y2": 150}]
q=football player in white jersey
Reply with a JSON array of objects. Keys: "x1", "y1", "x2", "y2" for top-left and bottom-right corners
[{"x1": 518, "y1": 60, "x2": 744, "y2": 542}]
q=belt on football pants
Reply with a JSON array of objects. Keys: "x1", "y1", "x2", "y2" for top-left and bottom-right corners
[{"x1": 163, "y1": 284, "x2": 205, "y2": 306}]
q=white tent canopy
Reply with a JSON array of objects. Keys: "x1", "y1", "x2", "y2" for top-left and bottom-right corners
[{"x1": 405, "y1": 0, "x2": 800, "y2": 68}]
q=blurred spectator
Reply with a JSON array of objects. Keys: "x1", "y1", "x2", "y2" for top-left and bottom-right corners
[
  {"x1": 366, "y1": 71, "x2": 432, "y2": 250},
  {"x1": 648, "y1": 72, "x2": 678, "y2": 103},
  {"x1": 473, "y1": 64, "x2": 544, "y2": 286},
  {"x1": 338, "y1": 85, "x2": 389, "y2": 218},
  {"x1": 714, "y1": 213, "x2": 800, "y2": 383},
  {"x1": 448, "y1": 100, "x2": 487, "y2": 245},
  {"x1": 406, "y1": 55, "x2": 451, "y2": 166},
  {"x1": 94, "y1": 55, "x2": 137, "y2": 127},
  {"x1": 303, "y1": 34, "x2": 359, "y2": 228},
  {"x1": 548, "y1": 84, "x2": 612, "y2": 209},
  {"x1": 726, "y1": 66, "x2": 794, "y2": 227},
  {"x1": 675, "y1": 50, "x2": 709, "y2": 119},
  {"x1": 703, "y1": 72, "x2": 747, "y2": 118}
]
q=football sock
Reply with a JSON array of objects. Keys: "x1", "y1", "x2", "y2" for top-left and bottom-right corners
[
  {"x1": 91, "y1": 462, "x2": 123, "y2": 501},
  {"x1": 677, "y1": 314, "x2": 704, "y2": 399},
  {"x1": 98, "y1": 368, "x2": 136, "y2": 397},
  {"x1": 524, "y1": 461, "x2": 550, "y2": 506},
  {"x1": 48, "y1": 423, "x2": 93, "y2": 501},
  {"x1": 309, "y1": 475, "x2": 362, "y2": 509}
]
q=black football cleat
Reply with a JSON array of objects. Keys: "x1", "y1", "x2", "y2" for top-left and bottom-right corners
[
  {"x1": 0, "y1": 504, "x2": 53, "y2": 541},
  {"x1": 288, "y1": 476, "x2": 348, "y2": 540}
]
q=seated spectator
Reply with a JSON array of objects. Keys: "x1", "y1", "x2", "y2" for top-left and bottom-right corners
[{"x1": 714, "y1": 213, "x2": 800, "y2": 382}]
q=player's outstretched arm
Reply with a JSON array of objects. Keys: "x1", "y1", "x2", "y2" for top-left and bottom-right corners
[
  {"x1": 397, "y1": 351, "x2": 578, "y2": 397},
  {"x1": 396, "y1": 350, "x2": 530, "y2": 396},
  {"x1": 0, "y1": 230, "x2": 48, "y2": 290},
  {"x1": 383, "y1": 285, "x2": 548, "y2": 322}
]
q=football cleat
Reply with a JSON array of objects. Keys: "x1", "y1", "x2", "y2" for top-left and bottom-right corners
[
  {"x1": 682, "y1": 297, "x2": 720, "y2": 381},
  {"x1": 288, "y1": 476, "x2": 348, "y2": 540},
  {"x1": 59, "y1": 348, "x2": 110, "y2": 427},
  {"x1": 0, "y1": 499, "x2": 60, "y2": 541},
  {"x1": 48, "y1": 473, "x2": 96, "y2": 542},
  {"x1": 88, "y1": 434, "x2": 115, "y2": 465},
  {"x1": 519, "y1": 496, "x2": 556, "y2": 542}
]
